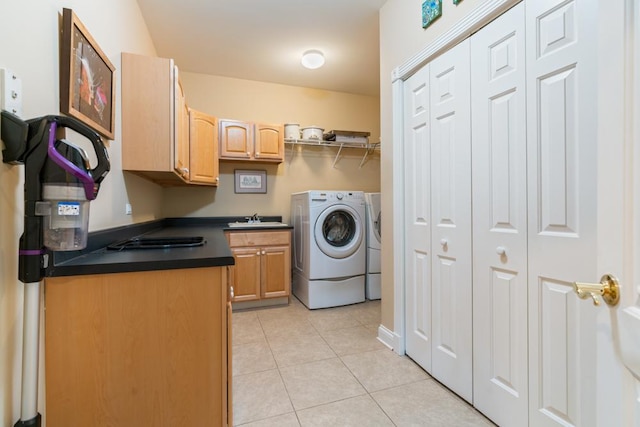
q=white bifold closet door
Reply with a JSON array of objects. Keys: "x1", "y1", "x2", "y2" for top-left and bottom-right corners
[
  {"x1": 525, "y1": 0, "x2": 599, "y2": 425},
  {"x1": 405, "y1": 0, "x2": 613, "y2": 425},
  {"x1": 430, "y1": 38, "x2": 472, "y2": 403},
  {"x1": 472, "y1": 0, "x2": 600, "y2": 425},
  {"x1": 471, "y1": 3, "x2": 528, "y2": 426},
  {"x1": 404, "y1": 63, "x2": 433, "y2": 373},
  {"x1": 404, "y1": 38, "x2": 473, "y2": 403}
]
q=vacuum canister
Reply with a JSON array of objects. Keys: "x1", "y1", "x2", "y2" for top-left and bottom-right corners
[{"x1": 39, "y1": 140, "x2": 92, "y2": 251}]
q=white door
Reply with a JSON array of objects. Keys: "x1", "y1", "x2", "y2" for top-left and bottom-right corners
[
  {"x1": 471, "y1": 3, "x2": 528, "y2": 426},
  {"x1": 404, "y1": 63, "x2": 432, "y2": 372},
  {"x1": 429, "y1": 38, "x2": 473, "y2": 403},
  {"x1": 403, "y1": 39, "x2": 473, "y2": 402},
  {"x1": 526, "y1": 0, "x2": 601, "y2": 425},
  {"x1": 400, "y1": 1, "x2": 638, "y2": 425}
]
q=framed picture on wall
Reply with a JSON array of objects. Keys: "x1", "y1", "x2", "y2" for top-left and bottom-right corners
[
  {"x1": 234, "y1": 169, "x2": 267, "y2": 194},
  {"x1": 60, "y1": 8, "x2": 116, "y2": 140}
]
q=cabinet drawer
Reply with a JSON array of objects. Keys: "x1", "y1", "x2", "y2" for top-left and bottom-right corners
[{"x1": 227, "y1": 231, "x2": 290, "y2": 247}]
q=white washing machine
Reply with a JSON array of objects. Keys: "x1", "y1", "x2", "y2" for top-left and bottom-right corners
[
  {"x1": 290, "y1": 190, "x2": 366, "y2": 309},
  {"x1": 365, "y1": 192, "x2": 381, "y2": 300}
]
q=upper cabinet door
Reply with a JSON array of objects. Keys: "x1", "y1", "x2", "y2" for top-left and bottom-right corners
[
  {"x1": 121, "y1": 53, "x2": 175, "y2": 173},
  {"x1": 189, "y1": 109, "x2": 219, "y2": 186},
  {"x1": 174, "y1": 67, "x2": 190, "y2": 182},
  {"x1": 255, "y1": 123, "x2": 284, "y2": 162},
  {"x1": 219, "y1": 120, "x2": 284, "y2": 163},
  {"x1": 219, "y1": 119, "x2": 253, "y2": 159}
]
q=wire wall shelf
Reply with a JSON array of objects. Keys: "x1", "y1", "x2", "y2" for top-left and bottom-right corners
[{"x1": 284, "y1": 138, "x2": 380, "y2": 168}]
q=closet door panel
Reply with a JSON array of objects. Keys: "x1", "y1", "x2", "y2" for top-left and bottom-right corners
[
  {"x1": 526, "y1": 1, "x2": 599, "y2": 426},
  {"x1": 429, "y1": 37, "x2": 473, "y2": 403},
  {"x1": 404, "y1": 64, "x2": 433, "y2": 372},
  {"x1": 471, "y1": 3, "x2": 528, "y2": 426}
]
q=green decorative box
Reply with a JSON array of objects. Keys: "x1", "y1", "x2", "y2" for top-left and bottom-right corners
[{"x1": 422, "y1": 0, "x2": 442, "y2": 29}]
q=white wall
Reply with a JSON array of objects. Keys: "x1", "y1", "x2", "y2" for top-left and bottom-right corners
[
  {"x1": 378, "y1": 0, "x2": 483, "y2": 330},
  {"x1": 163, "y1": 73, "x2": 381, "y2": 221},
  {"x1": 0, "y1": 0, "x2": 161, "y2": 423}
]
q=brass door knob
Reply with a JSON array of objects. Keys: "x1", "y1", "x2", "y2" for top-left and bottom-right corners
[{"x1": 573, "y1": 274, "x2": 620, "y2": 307}]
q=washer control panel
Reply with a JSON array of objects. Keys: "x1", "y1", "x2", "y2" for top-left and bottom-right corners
[{"x1": 309, "y1": 190, "x2": 364, "y2": 202}]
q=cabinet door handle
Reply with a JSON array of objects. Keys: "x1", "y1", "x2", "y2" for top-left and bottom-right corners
[
  {"x1": 256, "y1": 152, "x2": 260, "y2": 157},
  {"x1": 256, "y1": 251, "x2": 261, "y2": 256},
  {"x1": 261, "y1": 250, "x2": 265, "y2": 255},
  {"x1": 247, "y1": 151, "x2": 251, "y2": 156},
  {"x1": 230, "y1": 286, "x2": 235, "y2": 299}
]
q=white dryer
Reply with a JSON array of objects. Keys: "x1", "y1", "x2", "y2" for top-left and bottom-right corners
[
  {"x1": 365, "y1": 192, "x2": 381, "y2": 300},
  {"x1": 290, "y1": 190, "x2": 366, "y2": 309}
]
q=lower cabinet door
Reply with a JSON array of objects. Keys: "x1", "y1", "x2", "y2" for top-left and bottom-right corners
[
  {"x1": 229, "y1": 247, "x2": 261, "y2": 301},
  {"x1": 261, "y1": 245, "x2": 291, "y2": 298}
]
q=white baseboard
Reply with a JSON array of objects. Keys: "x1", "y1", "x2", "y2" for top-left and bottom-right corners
[{"x1": 377, "y1": 324, "x2": 395, "y2": 350}]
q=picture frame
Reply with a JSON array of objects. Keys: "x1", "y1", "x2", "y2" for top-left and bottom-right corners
[
  {"x1": 60, "y1": 8, "x2": 116, "y2": 140},
  {"x1": 234, "y1": 169, "x2": 267, "y2": 194}
]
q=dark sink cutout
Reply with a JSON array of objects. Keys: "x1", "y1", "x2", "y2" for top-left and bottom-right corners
[{"x1": 107, "y1": 236, "x2": 206, "y2": 250}]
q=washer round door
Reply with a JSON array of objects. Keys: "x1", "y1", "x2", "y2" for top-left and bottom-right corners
[{"x1": 314, "y1": 204, "x2": 363, "y2": 259}]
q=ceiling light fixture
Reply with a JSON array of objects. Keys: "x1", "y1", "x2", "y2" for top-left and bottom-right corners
[{"x1": 301, "y1": 50, "x2": 325, "y2": 69}]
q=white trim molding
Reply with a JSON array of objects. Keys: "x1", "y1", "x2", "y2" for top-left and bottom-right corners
[
  {"x1": 391, "y1": 0, "x2": 520, "y2": 83},
  {"x1": 377, "y1": 324, "x2": 395, "y2": 350},
  {"x1": 390, "y1": 0, "x2": 521, "y2": 357}
]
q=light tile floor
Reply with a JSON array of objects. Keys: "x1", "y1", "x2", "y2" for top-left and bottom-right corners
[{"x1": 232, "y1": 297, "x2": 495, "y2": 426}]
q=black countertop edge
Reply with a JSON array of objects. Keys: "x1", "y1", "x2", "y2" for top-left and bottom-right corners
[
  {"x1": 45, "y1": 216, "x2": 286, "y2": 277},
  {"x1": 48, "y1": 255, "x2": 237, "y2": 277}
]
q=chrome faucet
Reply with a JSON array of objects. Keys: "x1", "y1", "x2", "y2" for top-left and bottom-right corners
[{"x1": 245, "y1": 213, "x2": 261, "y2": 223}]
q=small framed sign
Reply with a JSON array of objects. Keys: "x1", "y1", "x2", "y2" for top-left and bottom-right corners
[{"x1": 234, "y1": 169, "x2": 267, "y2": 194}]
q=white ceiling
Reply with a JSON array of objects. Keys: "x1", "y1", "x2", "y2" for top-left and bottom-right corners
[{"x1": 135, "y1": 0, "x2": 387, "y2": 97}]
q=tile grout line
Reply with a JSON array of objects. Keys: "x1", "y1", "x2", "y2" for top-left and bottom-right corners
[
  {"x1": 257, "y1": 309, "x2": 299, "y2": 423},
  {"x1": 232, "y1": 299, "x2": 395, "y2": 426}
]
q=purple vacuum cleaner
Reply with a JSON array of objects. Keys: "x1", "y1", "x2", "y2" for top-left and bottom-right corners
[{"x1": 1, "y1": 111, "x2": 110, "y2": 427}]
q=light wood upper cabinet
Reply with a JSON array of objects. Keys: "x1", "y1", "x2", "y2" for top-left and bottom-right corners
[
  {"x1": 189, "y1": 109, "x2": 220, "y2": 185},
  {"x1": 225, "y1": 230, "x2": 291, "y2": 302},
  {"x1": 121, "y1": 52, "x2": 218, "y2": 186},
  {"x1": 174, "y1": 72, "x2": 190, "y2": 180},
  {"x1": 219, "y1": 120, "x2": 254, "y2": 160},
  {"x1": 219, "y1": 119, "x2": 284, "y2": 163},
  {"x1": 255, "y1": 123, "x2": 285, "y2": 161}
]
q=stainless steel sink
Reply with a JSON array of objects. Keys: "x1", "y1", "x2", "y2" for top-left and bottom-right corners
[{"x1": 227, "y1": 221, "x2": 288, "y2": 228}]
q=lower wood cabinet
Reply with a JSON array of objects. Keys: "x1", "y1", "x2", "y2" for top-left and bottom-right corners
[
  {"x1": 225, "y1": 230, "x2": 291, "y2": 302},
  {"x1": 44, "y1": 267, "x2": 231, "y2": 426}
]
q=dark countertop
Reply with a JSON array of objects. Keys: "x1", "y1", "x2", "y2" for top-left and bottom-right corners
[{"x1": 46, "y1": 216, "x2": 291, "y2": 277}]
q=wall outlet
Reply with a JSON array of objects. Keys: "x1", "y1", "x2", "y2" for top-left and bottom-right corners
[
  {"x1": 125, "y1": 203, "x2": 132, "y2": 215},
  {"x1": 0, "y1": 68, "x2": 23, "y2": 117}
]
